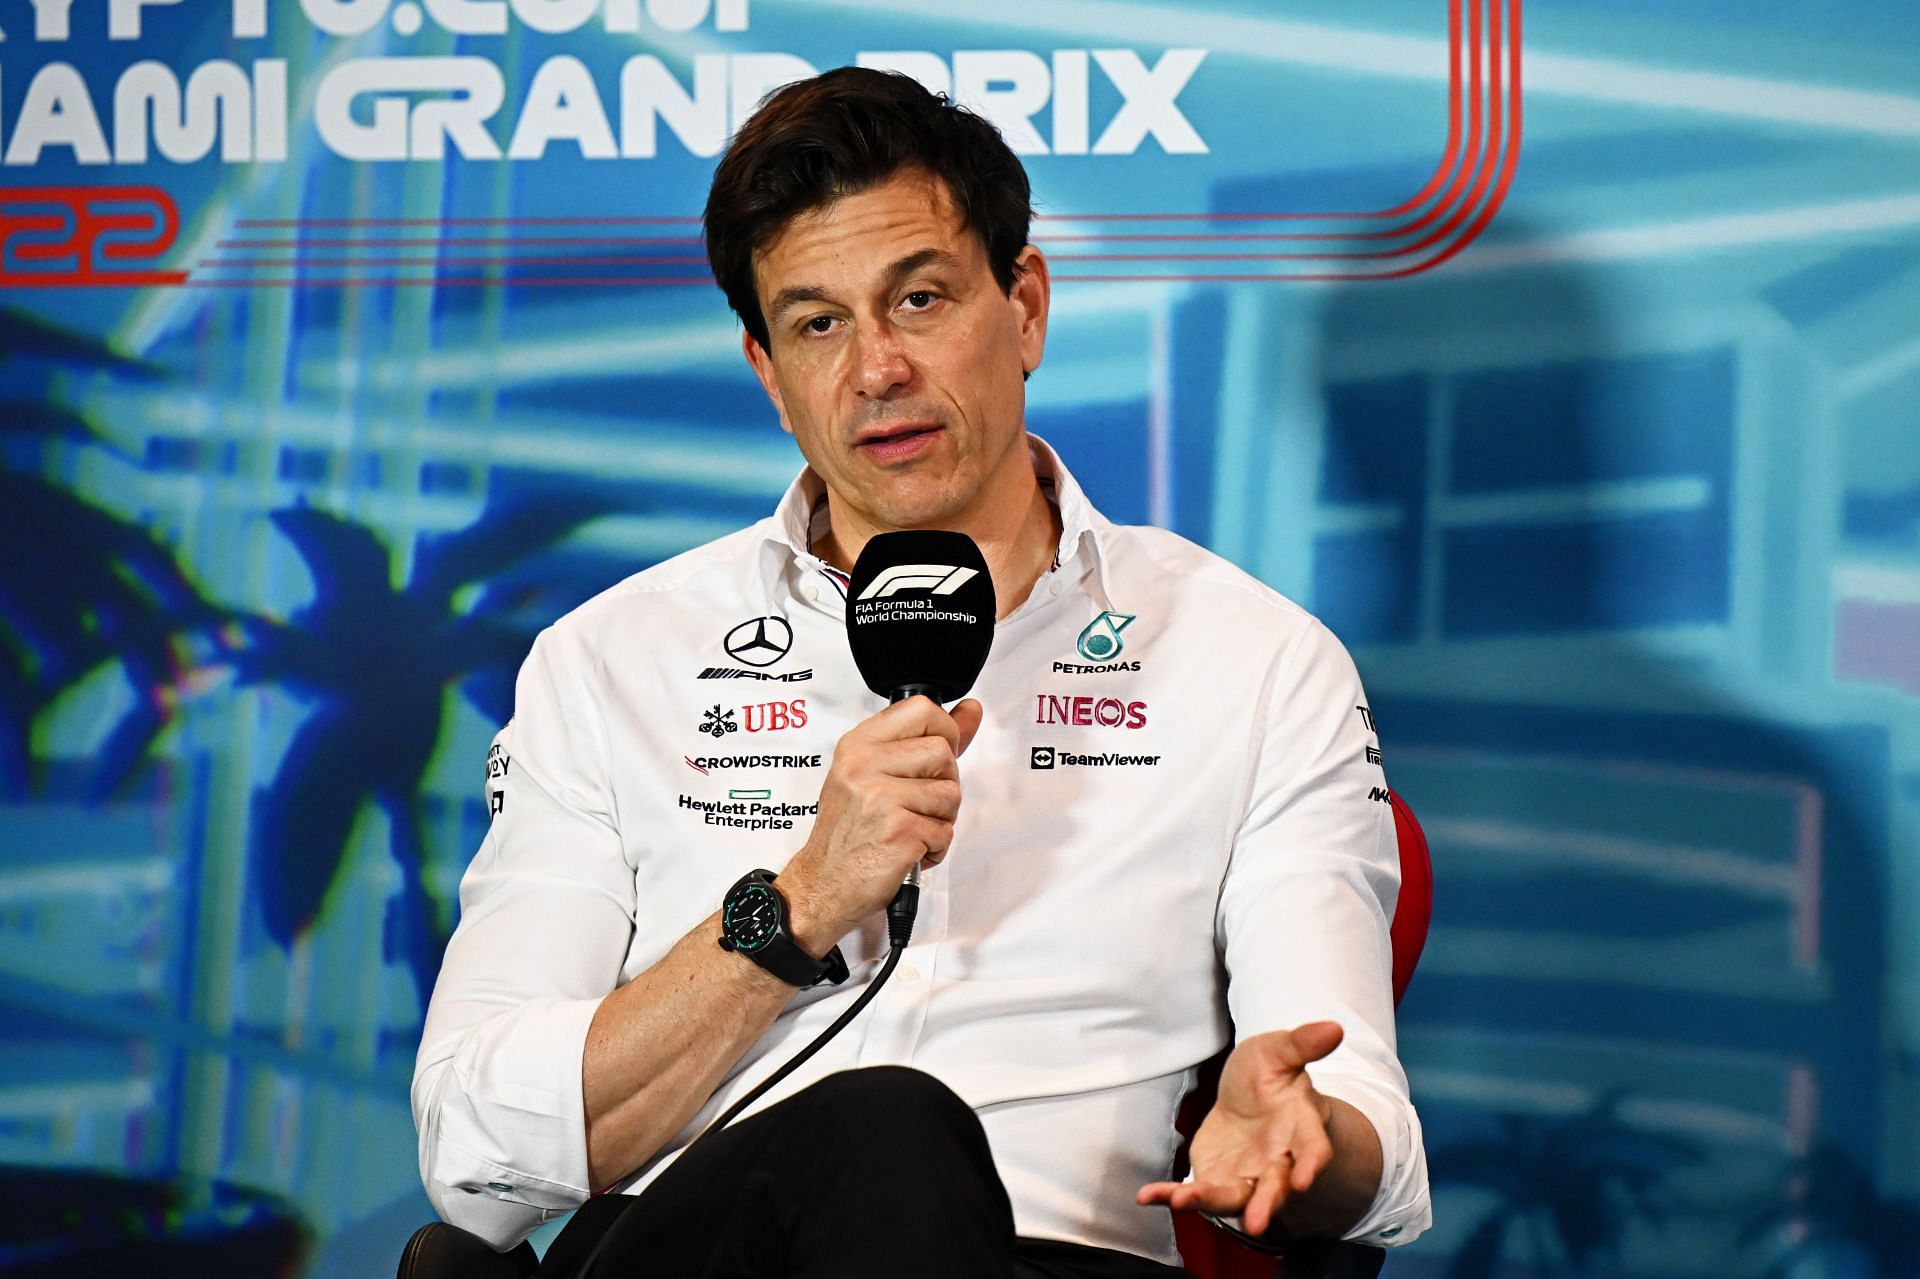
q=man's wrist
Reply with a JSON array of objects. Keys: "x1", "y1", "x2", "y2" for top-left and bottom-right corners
[
  {"x1": 1276, "y1": 1095, "x2": 1386, "y2": 1240},
  {"x1": 707, "y1": 908, "x2": 798, "y2": 993},
  {"x1": 718, "y1": 870, "x2": 848, "y2": 986},
  {"x1": 770, "y1": 866, "x2": 838, "y2": 960}
]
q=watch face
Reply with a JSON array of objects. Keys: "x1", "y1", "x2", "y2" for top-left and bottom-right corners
[{"x1": 724, "y1": 883, "x2": 781, "y2": 953}]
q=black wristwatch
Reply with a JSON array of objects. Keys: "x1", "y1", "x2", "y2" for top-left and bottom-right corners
[{"x1": 718, "y1": 870, "x2": 849, "y2": 988}]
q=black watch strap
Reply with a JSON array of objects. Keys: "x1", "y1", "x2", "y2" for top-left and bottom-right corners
[
  {"x1": 752, "y1": 929, "x2": 850, "y2": 987},
  {"x1": 719, "y1": 870, "x2": 849, "y2": 988}
]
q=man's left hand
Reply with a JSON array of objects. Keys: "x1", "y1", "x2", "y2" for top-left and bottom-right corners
[{"x1": 1136, "y1": 1020, "x2": 1354, "y2": 1240}]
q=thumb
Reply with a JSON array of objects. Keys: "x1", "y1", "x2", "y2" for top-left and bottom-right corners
[
  {"x1": 1290, "y1": 1020, "x2": 1345, "y2": 1065},
  {"x1": 950, "y1": 698, "x2": 985, "y2": 757}
]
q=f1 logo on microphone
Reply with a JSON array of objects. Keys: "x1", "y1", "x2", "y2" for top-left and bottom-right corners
[{"x1": 856, "y1": 565, "x2": 980, "y2": 600}]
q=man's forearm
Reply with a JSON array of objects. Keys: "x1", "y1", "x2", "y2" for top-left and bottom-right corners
[
  {"x1": 1278, "y1": 1097, "x2": 1384, "y2": 1239},
  {"x1": 580, "y1": 908, "x2": 802, "y2": 1189},
  {"x1": 581, "y1": 696, "x2": 973, "y2": 1191}
]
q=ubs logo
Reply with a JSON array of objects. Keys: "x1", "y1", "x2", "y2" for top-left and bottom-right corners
[
  {"x1": 723, "y1": 616, "x2": 793, "y2": 668},
  {"x1": 701, "y1": 700, "x2": 808, "y2": 735},
  {"x1": 741, "y1": 699, "x2": 807, "y2": 733}
]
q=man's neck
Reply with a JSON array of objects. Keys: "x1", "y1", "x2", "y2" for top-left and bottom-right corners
[{"x1": 814, "y1": 467, "x2": 1062, "y2": 621}]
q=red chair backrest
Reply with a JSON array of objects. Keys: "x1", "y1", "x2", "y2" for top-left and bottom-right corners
[
  {"x1": 1172, "y1": 789, "x2": 1432, "y2": 1279},
  {"x1": 1387, "y1": 791, "x2": 1432, "y2": 1005}
]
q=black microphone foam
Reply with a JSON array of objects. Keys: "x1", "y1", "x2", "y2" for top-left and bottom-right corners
[{"x1": 845, "y1": 530, "x2": 996, "y2": 703}]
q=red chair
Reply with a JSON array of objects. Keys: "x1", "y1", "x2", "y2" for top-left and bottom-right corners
[
  {"x1": 1172, "y1": 790, "x2": 1433, "y2": 1279},
  {"x1": 399, "y1": 793, "x2": 1433, "y2": 1279}
]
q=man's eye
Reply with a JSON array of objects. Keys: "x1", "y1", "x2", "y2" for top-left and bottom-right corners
[
  {"x1": 902, "y1": 291, "x2": 936, "y2": 310},
  {"x1": 803, "y1": 316, "x2": 835, "y2": 334}
]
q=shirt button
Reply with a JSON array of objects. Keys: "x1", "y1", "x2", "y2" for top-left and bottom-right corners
[
  {"x1": 1047, "y1": 578, "x2": 1065, "y2": 597},
  {"x1": 487, "y1": 1181, "x2": 514, "y2": 1193},
  {"x1": 898, "y1": 964, "x2": 922, "y2": 981},
  {"x1": 802, "y1": 582, "x2": 820, "y2": 602}
]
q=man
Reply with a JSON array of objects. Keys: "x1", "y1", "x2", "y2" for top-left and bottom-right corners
[{"x1": 413, "y1": 67, "x2": 1429, "y2": 1277}]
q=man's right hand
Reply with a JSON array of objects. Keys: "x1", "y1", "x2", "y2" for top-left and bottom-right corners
[
  {"x1": 778, "y1": 695, "x2": 984, "y2": 956},
  {"x1": 579, "y1": 694, "x2": 980, "y2": 1188}
]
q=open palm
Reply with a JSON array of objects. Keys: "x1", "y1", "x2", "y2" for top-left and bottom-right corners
[{"x1": 1139, "y1": 1021, "x2": 1346, "y2": 1238}]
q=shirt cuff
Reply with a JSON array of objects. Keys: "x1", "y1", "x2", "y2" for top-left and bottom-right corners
[
  {"x1": 1307, "y1": 1068, "x2": 1432, "y2": 1247},
  {"x1": 416, "y1": 995, "x2": 602, "y2": 1248}
]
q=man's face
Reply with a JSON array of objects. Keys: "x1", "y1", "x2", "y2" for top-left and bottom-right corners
[{"x1": 742, "y1": 169, "x2": 1049, "y2": 537}]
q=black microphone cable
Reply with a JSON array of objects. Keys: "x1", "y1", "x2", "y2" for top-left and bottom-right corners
[
  {"x1": 699, "y1": 877, "x2": 918, "y2": 1137},
  {"x1": 572, "y1": 890, "x2": 920, "y2": 1278},
  {"x1": 695, "y1": 683, "x2": 945, "y2": 1142}
]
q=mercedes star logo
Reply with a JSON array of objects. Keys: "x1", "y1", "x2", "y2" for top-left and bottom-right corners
[{"x1": 723, "y1": 616, "x2": 794, "y2": 668}]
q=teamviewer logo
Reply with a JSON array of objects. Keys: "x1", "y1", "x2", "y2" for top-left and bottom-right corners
[
  {"x1": 856, "y1": 565, "x2": 980, "y2": 599},
  {"x1": 1030, "y1": 747, "x2": 1056, "y2": 770}
]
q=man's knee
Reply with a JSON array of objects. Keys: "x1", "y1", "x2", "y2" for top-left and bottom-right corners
[
  {"x1": 777, "y1": 1067, "x2": 1013, "y2": 1243},
  {"x1": 803, "y1": 1065, "x2": 971, "y2": 1117},
  {"x1": 794, "y1": 1067, "x2": 986, "y2": 1155}
]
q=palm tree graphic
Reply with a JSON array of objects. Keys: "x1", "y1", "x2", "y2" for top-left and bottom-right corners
[
  {"x1": 1434, "y1": 1090, "x2": 1703, "y2": 1278},
  {"x1": 0, "y1": 472, "x2": 227, "y2": 799},
  {"x1": 1745, "y1": 1141, "x2": 1920, "y2": 1279},
  {"x1": 236, "y1": 492, "x2": 615, "y2": 1006},
  {"x1": 0, "y1": 307, "x2": 219, "y2": 801}
]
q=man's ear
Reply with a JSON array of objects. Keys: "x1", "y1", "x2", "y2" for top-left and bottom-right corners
[
  {"x1": 742, "y1": 330, "x2": 792, "y2": 434},
  {"x1": 1010, "y1": 245, "x2": 1051, "y2": 379}
]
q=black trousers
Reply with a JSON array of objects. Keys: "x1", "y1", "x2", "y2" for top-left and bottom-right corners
[{"x1": 538, "y1": 1066, "x2": 1193, "y2": 1279}]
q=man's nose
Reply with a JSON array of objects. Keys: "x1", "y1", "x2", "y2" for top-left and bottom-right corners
[{"x1": 852, "y1": 320, "x2": 912, "y2": 399}]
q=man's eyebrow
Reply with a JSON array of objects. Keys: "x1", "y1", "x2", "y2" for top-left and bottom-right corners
[
  {"x1": 765, "y1": 248, "x2": 965, "y2": 327},
  {"x1": 766, "y1": 283, "x2": 833, "y2": 327},
  {"x1": 881, "y1": 248, "x2": 963, "y2": 291}
]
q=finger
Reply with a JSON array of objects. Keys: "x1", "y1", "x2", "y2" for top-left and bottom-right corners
[
  {"x1": 908, "y1": 813, "x2": 955, "y2": 861},
  {"x1": 863, "y1": 695, "x2": 961, "y2": 750},
  {"x1": 1242, "y1": 1162, "x2": 1291, "y2": 1238},
  {"x1": 897, "y1": 778, "x2": 962, "y2": 823},
  {"x1": 1291, "y1": 1130, "x2": 1334, "y2": 1193},
  {"x1": 873, "y1": 735, "x2": 960, "y2": 781},
  {"x1": 1136, "y1": 1180, "x2": 1213, "y2": 1208},
  {"x1": 914, "y1": 698, "x2": 964, "y2": 758},
  {"x1": 866, "y1": 792, "x2": 952, "y2": 852},
  {"x1": 950, "y1": 698, "x2": 984, "y2": 756},
  {"x1": 1159, "y1": 1172, "x2": 1255, "y2": 1218},
  {"x1": 1139, "y1": 1183, "x2": 1210, "y2": 1212}
]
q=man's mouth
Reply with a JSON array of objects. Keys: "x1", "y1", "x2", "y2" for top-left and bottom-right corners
[{"x1": 855, "y1": 424, "x2": 943, "y2": 460}]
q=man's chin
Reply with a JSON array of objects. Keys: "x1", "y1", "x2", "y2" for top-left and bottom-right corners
[{"x1": 854, "y1": 484, "x2": 969, "y2": 533}]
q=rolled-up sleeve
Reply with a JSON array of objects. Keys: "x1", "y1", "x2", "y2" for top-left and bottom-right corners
[
  {"x1": 412, "y1": 626, "x2": 635, "y2": 1249},
  {"x1": 1216, "y1": 618, "x2": 1431, "y2": 1247}
]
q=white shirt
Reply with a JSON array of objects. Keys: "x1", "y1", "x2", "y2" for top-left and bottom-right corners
[{"x1": 412, "y1": 438, "x2": 1431, "y2": 1263}]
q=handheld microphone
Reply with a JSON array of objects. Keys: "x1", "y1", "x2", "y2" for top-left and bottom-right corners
[{"x1": 845, "y1": 530, "x2": 996, "y2": 939}]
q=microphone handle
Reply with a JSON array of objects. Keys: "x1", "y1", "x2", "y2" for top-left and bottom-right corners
[{"x1": 886, "y1": 684, "x2": 944, "y2": 895}]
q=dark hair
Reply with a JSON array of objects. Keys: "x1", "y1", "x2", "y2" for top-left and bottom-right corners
[{"x1": 704, "y1": 67, "x2": 1034, "y2": 352}]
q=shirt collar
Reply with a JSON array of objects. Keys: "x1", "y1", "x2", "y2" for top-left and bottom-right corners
[{"x1": 767, "y1": 433, "x2": 1108, "y2": 579}]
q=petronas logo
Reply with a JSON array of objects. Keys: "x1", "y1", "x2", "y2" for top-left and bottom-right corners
[{"x1": 1076, "y1": 611, "x2": 1136, "y2": 663}]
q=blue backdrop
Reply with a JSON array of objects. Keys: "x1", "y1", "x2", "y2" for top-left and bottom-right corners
[{"x1": 3, "y1": 1, "x2": 1917, "y2": 1274}]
